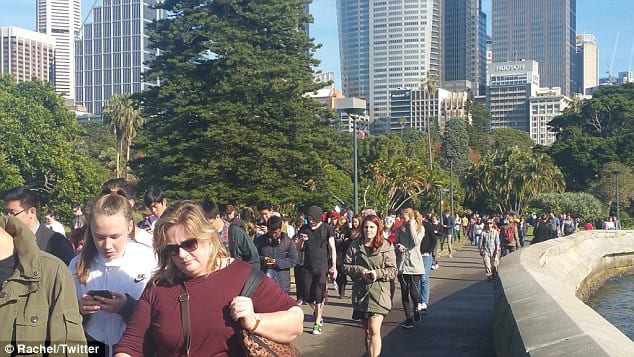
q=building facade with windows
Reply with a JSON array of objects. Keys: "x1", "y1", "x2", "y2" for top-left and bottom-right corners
[
  {"x1": 492, "y1": 0, "x2": 576, "y2": 96},
  {"x1": 386, "y1": 87, "x2": 469, "y2": 134},
  {"x1": 337, "y1": 0, "x2": 442, "y2": 121},
  {"x1": 443, "y1": 0, "x2": 487, "y2": 96},
  {"x1": 36, "y1": 0, "x2": 81, "y2": 100},
  {"x1": 75, "y1": 0, "x2": 162, "y2": 115},
  {"x1": 576, "y1": 34, "x2": 598, "y2": 95},
  {"x1": 529, "y1": 87, "x2": 571, "y2": 146},
  {"x1": 487, "y1": 60, "x2": 540, "y2": 131},
  {"x1": 0, "y1": 27, "x2": 56, "y2": 83}
]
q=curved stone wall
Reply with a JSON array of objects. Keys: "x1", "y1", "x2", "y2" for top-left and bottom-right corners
[{"x1": 494, "y1": 230, "x2": 634, "y2": 356}]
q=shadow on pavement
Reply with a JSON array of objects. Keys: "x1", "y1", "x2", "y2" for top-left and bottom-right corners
[{"x1": 381, "y1": 279, "x2": 496, "y2": 357}]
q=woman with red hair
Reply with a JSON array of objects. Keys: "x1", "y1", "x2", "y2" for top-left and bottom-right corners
[{"x1": 343, "y1": 214, "x2": 396, "y2": 357}]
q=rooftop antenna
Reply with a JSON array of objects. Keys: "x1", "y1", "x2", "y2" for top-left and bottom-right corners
[{"x1": 607, "y1": 31, "x2": 620, "y2": 84}]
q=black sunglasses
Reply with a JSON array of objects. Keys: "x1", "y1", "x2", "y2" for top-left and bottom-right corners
[{"x1": 164, "y1": 238, "x2": 199, "y2": 256}]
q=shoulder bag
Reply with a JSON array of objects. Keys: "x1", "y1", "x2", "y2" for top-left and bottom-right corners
[{"x1": 240, "y1": 267, "x2": 302, "y2": 357}]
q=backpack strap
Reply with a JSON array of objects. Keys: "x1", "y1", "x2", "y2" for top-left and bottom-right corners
[{"x1": 240, "y1": 266, "x2": 265, "y2": 298}]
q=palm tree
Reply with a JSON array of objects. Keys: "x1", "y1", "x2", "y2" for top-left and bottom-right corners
[
  {"x1": 102, "y1": 94, "x2": 144, "y2": 179},
  {"x1": 421, "y1": 71, "x2": 438, "y2": 171}
]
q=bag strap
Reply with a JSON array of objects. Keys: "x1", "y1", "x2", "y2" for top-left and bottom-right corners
[
  {"x1": 178, "y1": 281, "x2": 191, "y2": 357},
  {"x1": 240, "y1": 266, "x2": 265, "y2": 298}
]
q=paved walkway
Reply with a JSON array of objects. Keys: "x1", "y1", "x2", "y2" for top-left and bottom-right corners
[{"x1": 293, "y1": 240, "x2": 497, "y2": 356}]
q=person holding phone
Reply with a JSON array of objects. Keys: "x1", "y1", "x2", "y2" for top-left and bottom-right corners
[
  {"x1": 343, "y1": 214, "x2": 396, "y2": 357},
  {"x1": 69, "y1": 193, "x2": 156, "y2": 355}
]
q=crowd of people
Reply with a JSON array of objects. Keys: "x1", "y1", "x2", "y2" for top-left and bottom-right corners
[{"x1": 0, "y1": 180, "x2": 621, "y2": 357}]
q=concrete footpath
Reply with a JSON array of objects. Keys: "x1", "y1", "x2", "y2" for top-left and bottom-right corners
[{"x1": 293, "y1": 240, "x2": 497, "y2": 357}]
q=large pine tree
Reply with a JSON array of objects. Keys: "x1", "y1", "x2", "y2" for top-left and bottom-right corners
[{"x1": 134, "y1": 0, "x2": 339, "y2": 204}]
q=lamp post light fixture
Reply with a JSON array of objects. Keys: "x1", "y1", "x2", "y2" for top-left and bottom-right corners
[{"x1": 335, "y1": 97, "x2": 367, "y2": 214}]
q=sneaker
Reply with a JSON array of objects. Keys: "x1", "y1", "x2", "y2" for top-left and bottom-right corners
[
  {"x1": 434, "y1": 264, "x2": 440, "y2": 270},
  {"x1": 296, "y1": 299, "x2": 304, "y2": 305},
  {"x1": 449, "y1": 253, "x2": 453, "y2": 258},
  {"x1": 401, "y1": 319, "x2": 414, "y2": 329},
  {"x1": 312, "y1": 322, "x2": 322, "y2": 335},
  {"x1": 417, "y1": 303, "x2": 423, "y2": 311},
  {"x1": 420, "y1": 302, "x2": 428, "y2": 312}
]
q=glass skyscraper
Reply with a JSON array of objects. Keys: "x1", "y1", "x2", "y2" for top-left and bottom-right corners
[
  {"x1": 337, "y1": 0, "x2": 441, "y2": 121},
  {"x1": 443, "y1": 0, "x2": 487, "y2": 96},
  {"x1": 492, "y1": 0, "x2": 576, "y2": 96},
  {"x1": 36, "y1": 0, "x2": 81, "y2": 100},
  {"x1": 75, "y1": 0, "x2": 162, "y2": 115}
]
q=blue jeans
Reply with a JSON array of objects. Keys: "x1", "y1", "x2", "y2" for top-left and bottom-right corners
[{"x1": 419, "y1": 255, "x2": 433, "y2": 304}]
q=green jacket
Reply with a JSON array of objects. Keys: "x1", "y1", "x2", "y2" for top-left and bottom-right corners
[
  {"x1": 0, "y1": 216, "x2": 87, "y2": 355},
  {"x1": 343, "y1": 239, "x2": 397, "y2": 315}
]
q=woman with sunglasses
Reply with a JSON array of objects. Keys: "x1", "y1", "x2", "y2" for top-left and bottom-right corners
[
  {"x1": 115, "y1": 201, "x2": 303, "y2": 357},
  {"x1": 343, "y1": 214, "x2": 397, "y2": 357},
  {"x1": 69, "y1": 193, "x2": 157, "y2": 356}
]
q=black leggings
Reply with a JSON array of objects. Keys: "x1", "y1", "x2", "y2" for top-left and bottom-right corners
[{"x1": 398, "y1": 274, "x2": 421, "y2": 320}]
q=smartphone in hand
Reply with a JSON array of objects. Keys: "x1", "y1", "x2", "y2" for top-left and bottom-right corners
[{"x1": 87, "y1": 289, "x2": 113, "y2": 299}]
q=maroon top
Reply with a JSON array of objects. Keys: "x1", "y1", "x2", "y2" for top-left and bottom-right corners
[{"x1": 115, "y1": 260, "x2": 297, "y2": 356}]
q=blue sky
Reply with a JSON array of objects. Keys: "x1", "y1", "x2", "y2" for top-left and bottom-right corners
[{"x1": 2, "y1": 0, "x2": 633, "y2": 88}]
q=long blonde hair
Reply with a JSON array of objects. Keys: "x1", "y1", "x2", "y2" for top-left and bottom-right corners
[
  {"x1": 75, "y1": 193, "x2": 133, "y2": 285},
  {"x1": 151, "y1": 200, "x2": 228, "y2": 286},
  {"x1": 402, "y1": 208, "x2": 424, "y2": 233}
]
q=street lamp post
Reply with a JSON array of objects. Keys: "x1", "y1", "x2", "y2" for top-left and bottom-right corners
[
  {"x1": 449, "y1": 160, "x2": 454, "y2": 218},
  {"x1": 335, "y1": 97, "x2": 367, "y2": 214},
  {"x1": 353, "y1": 116, "x2": 359, "y2": 214},
  {"x1": 614, "y1": 170, "x2": 621, "y2": 230}
]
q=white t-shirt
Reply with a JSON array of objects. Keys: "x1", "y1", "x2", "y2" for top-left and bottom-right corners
[{"x1": 47, "y1": 220, "x2": 66, "y2": 237}]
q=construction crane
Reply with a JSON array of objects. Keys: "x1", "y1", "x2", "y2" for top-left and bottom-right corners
[{"x1": 607, "y1": 31, "x2": 620, "y2": 84}]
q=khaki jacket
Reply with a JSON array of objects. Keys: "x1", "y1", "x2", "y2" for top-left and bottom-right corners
[{"x1": 0, "y1": 216, "x2": 87, "y2": 355}]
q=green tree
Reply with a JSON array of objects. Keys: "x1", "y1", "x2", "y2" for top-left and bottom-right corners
[
  {"x1": 464, "y1": 147, "x2": 565, "y2": 214},
  {"x1": 587, "y1": 162, "x2": 634, "y2": 217},
  {"x1": 76, "y1": 121, "x2": 118, "y2": 175},
  {"x1": 0, "y1": 76, "x2": 109, "y2": 220},
  {"x1": 421, "y1": 72, "x2": 438, "y2": 170},
  {"x1": 133, "y1": 0, "x2": 342, "y2": 206},
  {"x1": 489, "y1": 128, "x2": 534, "y2": 151},
  {"x1": 548, "y1": 84, "x2": 634, "y2": 191},
  {"x1": 465, "y1": 100, "x2": 492, "y2": 155},
  {"x1": 440, "y1": 117, "x2": 470, "y2": 174},
  {"x1": 529, "y1": 192, "x2": 604, "y2": 224},
  {"x1": 102, "y1": 94, "x2": 143, "y2": 179}
]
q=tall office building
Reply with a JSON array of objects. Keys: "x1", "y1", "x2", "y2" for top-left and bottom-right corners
[
  {"x1": 487, "y1": 60, "x2": 540, "y2": 131},
  {"x1": 576, "y1": 34, "x2": 599, "y2": 95},
  {"x1": 443, "y1": 0, "x2": 487, "y2": 96},
  {"x1": 337, "y1": 0, "x2": 442, "y2": 121},
  {"x1": 1, "y1": 27, "x2": 56, "y2": 83},
  {"x1": 492, "y1": 0, "x2": 576, "y2": 95},
  {"x1": 36, "y1": 0, "x2": 81, "y2": 100},
  {"x1": 75, "y1": 0, "x2": 162, "y2": 115}
]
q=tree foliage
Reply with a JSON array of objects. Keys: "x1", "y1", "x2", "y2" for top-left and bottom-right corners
[
  {"x1": 440, "y1": 117, "x2": 470, "y2": 174},
  {"x1": 587, "y1": 161, "x2": 634, "y2": 217},
  {"x1": 0, "y1": 76, "x2": 109, "y2": 220},
  {"x1": 464, "y1": 146, "x2": 565, "y2": 215},
  {"x1": 133, "y1": 0, "x2": 346, "y2": 206},
  {"x1": 528, "y1": 192, "x2": 604, "y2": 224},
  {"x1": 102, "y1": 94, "x2": 143, "y2": 179},
  {"x1": 548, "y1": 83, "x2": 634, "y2": 192}
]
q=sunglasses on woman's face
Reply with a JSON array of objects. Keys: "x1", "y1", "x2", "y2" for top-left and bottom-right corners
[{"x1": 164, "y1": 238, "x2": 198, "y2": 256}]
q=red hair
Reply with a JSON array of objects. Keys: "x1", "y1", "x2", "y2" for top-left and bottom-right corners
[{"x1": 361, "y1": 214, "x2": 384, "y2": 252}]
